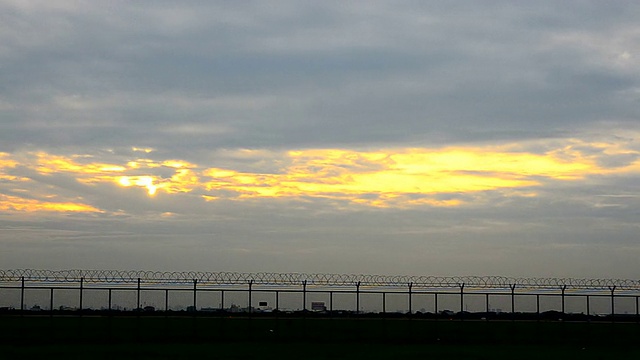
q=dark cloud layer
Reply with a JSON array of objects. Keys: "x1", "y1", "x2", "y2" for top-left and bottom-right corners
[
  {"x1": 1, "y1": 1, "x2": 640, "y2": 277},
  {"x1": 2, "y1": 1, "x2": 639, "y2": 154}
]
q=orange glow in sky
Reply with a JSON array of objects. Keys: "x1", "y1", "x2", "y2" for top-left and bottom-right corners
[
  {"x1": 199, "y1": 146, "x2": 606, "y2": 207},
  {"x1": 0, "y1": 194, "x2": 101, "y2": 213},
  {"x1": 1, "y1": 140, "x2": 639, "y2": 213}
]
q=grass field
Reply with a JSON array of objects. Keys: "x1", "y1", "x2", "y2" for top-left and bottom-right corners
[
  {"x1": 2, "y1": 315, "x2": 639, "y2": 359},
  {"x1": 4, "y1": 341, "x2": 640, "y2": 360}
]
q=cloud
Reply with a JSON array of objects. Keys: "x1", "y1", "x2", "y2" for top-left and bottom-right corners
[
  {"x1": 2, "y1": 135, "x2": 639, "y2": 216},
  {"x1": 1, "y1": 1, "x2": 639, "y2": 155},
  {"x1": 0, "y1": 194, "x2": 100, "y2": 213},
  {"x1": 2, "y1": 1, "x2": 640, "y2": 277}
]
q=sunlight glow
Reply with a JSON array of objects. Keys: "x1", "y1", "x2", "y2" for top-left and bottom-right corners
[
  {"x1": 198, "y1": 146, "x2": 602, "y2": 207},
  {"x1": 132, "y1": 147, "x2": 154, "y2": 153},
  {"x1": 0, "y1": 194, "x2": 101, "y2": 213},
  {"x1": 119, "y1": 176, "x2": 158, "y2": 196},
  {"x1": 2, "y1": 138, "x2": 640, "y2": 213}
]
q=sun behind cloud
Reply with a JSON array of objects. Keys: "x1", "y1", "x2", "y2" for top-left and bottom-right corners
[{"x1": 119, "y1": 176, "x2": 158, "y2": 196}]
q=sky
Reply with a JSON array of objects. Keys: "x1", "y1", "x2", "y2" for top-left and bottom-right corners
[{"x1": 1, "y1": 1, "x2": 640, "y2": 279}]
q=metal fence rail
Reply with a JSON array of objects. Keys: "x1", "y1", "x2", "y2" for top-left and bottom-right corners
[
  {"x1": 2, "y1": 269, "x2": 639, "y2": 289},
  {"x1": 1, "y1": 269, "x2": 639, "y2": 320}
]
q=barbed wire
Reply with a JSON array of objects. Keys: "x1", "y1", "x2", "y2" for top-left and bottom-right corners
[{"x1": 1, "y1": 269, "x2": 638, "y2": 290}]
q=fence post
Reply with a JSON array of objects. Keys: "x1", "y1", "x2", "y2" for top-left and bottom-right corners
[
  {"x1": 356, "y1": 281, "x2": 361, "y2": 314},
  {"x1": 485, "y1": 293, "x2": 489, "y2": 314},
  {"x1": 561, "y1": 285, "x2": 567, "y2": 314},
  {"x1": 330, "y1": 291, "x2": 333, "y2": 313},
  {"x1": 79, "y1": 277, "x2": 84, "y2": 312},
  {"x1": 20, "y1": 276, "x2": 25, "y2": 312},
  {"x1": 459, "y1": 283, "x2": 465, "y2": 314},
  {"x1": 510, "y1": 284, "x2": 516, "y2": 314},
  {"x1": 108, "y1": 288, "x2": 112, "y2": 311},
  {"x1": 609, "y1": 286, "x2": 616, "y2": 322},
  {"x1": 382, "y1": 292, "x2": 386, "y2": 314},
  {"x1": 193, "y1": 279, "x2": 198, "y2": 312},
  {"x1": 50, "y1": 288, "x2": 54, "y2": 313},
  {"x1": 434, "y1": 293, "x2": 438, "y2": 315},
  {"x1": 248, "y1": 280, "x2": 253, "y2": 313},
  {"x1": 220, "y1": 290, "x2": 225, "y2": 311},
  {"x1": 586, "y1": 295, "x2": 590, "y2": 317},
  {"x1": 302, "y1": 280, "x2": 307, "y2": 311},
  {"x1": 408, "y1": 282, "x2": 413, "y2": 314},
  {"x1": 165, "y1": 289, "x2": 169, "y2": 312},
  {"x1": 275, "y1": 290, "x2": 279, "y2": 312},
  {"x1": 136, "y1": 278, "x2": 141, "y2": 311},
  {"x1": 536, "y1": 294, "x2": 540, "y2": 317}
]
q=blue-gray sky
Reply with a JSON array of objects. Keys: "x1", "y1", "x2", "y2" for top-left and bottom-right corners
[{"x1": 1, "y1": 0, "x2": 640, "y2": 278}]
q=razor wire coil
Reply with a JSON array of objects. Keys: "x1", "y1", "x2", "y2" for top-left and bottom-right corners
[{"x1": 1, "y1": 269, "x2": 638, "y2": 290}]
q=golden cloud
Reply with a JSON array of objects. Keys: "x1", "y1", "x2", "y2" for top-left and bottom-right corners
[
  {"x1": 0, "y1": 194, "x2": 101, "y2": 213},
  {"x1": 199, "y1": 145, "x2": 606, "y2": 207},
  {"x1": 1, "y1": 139, "x2": 639, "y2": 212}
]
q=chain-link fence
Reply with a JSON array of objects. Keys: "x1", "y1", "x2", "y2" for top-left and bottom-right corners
[{"x1": 2, "y1": 269, "x2": 639, "y2": 320}]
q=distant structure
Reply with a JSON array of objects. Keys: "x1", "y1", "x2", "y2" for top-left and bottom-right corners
[{"x1": 311, "y1": 302, "x2": 326, "y2": 312}]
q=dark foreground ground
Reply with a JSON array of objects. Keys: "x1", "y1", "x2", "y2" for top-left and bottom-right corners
[{"x1": 2, "y1": 315, "x2": 639, "y2": 359}]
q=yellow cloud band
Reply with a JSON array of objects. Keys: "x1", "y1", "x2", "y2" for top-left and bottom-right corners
[
  {"x1": 0, "y1": 194, "x2": 101, "y2": 213},
  {"x1": 1, "y1": 139, "x2": 639, "y2": 212}
]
